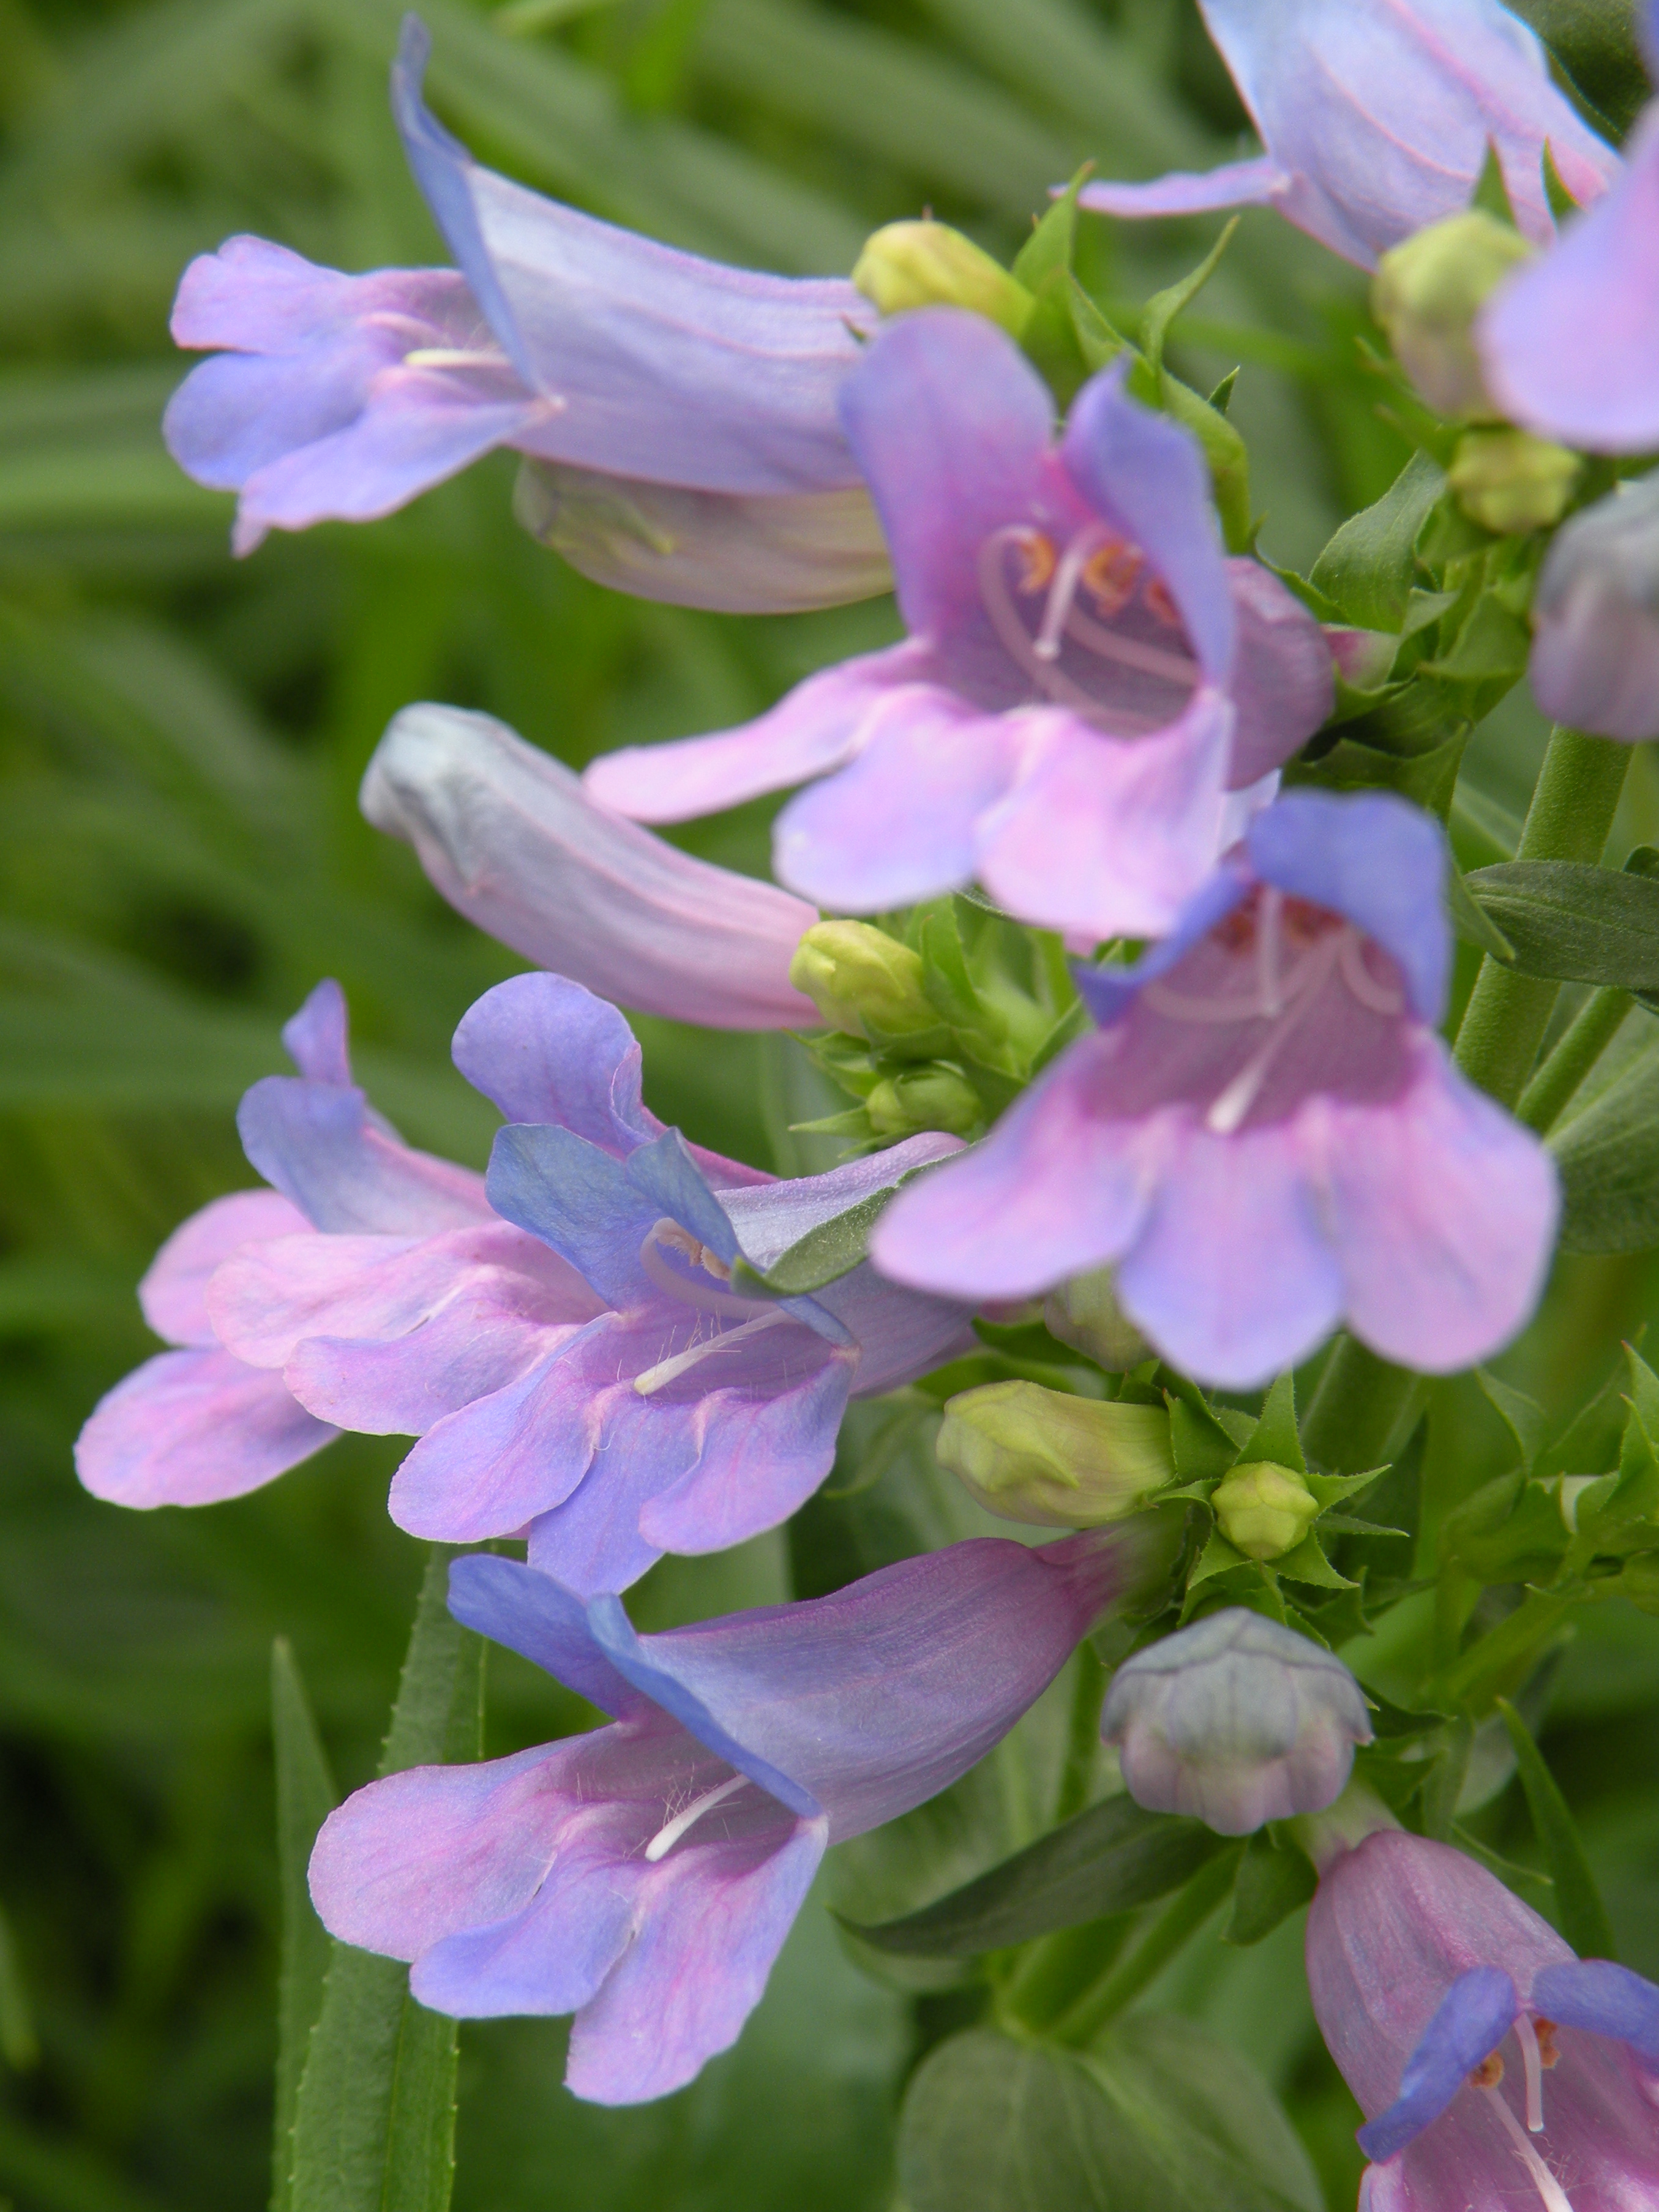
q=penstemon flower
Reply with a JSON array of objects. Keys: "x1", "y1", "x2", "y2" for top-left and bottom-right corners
[
  {"x1": 871, "y1": 790, "x2": 1558, "y2": 1387},
  {"x1": 162, "y1": 17, "x2": 888, "y2": 610},
  {"x1": 1076, "y1": 0, "x2": 1619, "y2": 269},
  {"x1": 361, "y1": 703, "x2": 821, "y2": 1029},
  {"x1": 1307, "y1": 1822, "x2": 1659, "y2": 2212},
  {"x1": 586, "y1": 308, "x2": 1332, "y2": 943},
  {"x1": 210, "y1": 974, "x2": 972, "y2": 1592},
  {"x1": 309, "y1": 1529, "x2": 1161, "y2": 2104}
]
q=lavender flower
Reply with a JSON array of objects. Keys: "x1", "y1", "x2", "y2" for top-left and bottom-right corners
[
  {"x1": 361, "y1": 704, "x2": 820, "y2": 1029},
  {"x1": 208, "y1": 974, "x2": 973, "y2": 1592},
  {"x1": 871, "y1": 791, "x2": 1558, "y2": 1388},
  {"x1": 1526, "y1": 475, "x2": 1659, "y2": 742},
  {"x1": 1101, "y1": 1609, "x2": 1373, "y2": 1834},
  {"x1": 162, "y1": 17, "x2": 885, "y2": 609},
  {"x1": 72, "y1": 979, "x2": 506, "y2": 1506},
  {"x1": 1077, "y1": 0, "x2": 1618, "y2": 271},
  {"x1": 310, "y1": 1531, "x2": 1153, "y2": 2103},
  {"x1": 586, "y1": 310, "x2": 1332, "y2": 944},
  {"x1": 1308, "y1": 1826, "x2": 1659, "y2": 2211}
]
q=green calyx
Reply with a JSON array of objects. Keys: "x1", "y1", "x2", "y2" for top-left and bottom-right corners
[
  {"x1": 936, "y1": 1379, "x2": 1175, "y2": 1528},
  {"x1": 1209, "y1": 1462, "x2": 1322, "y2": 1562}
]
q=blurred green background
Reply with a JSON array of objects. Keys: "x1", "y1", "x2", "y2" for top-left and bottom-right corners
[{"x1": 2, "y1": 0, "x2": 1658, "y2": 2205}]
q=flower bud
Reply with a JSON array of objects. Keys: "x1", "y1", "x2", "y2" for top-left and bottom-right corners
[
  {"x1": 864, "y1": 1066, "x2": 981, "y2": 1137},
  {"x1": 1210, "y1": 1462, "x2": 1320, "y2": 1561},
  {"x1": 853, "y1": 222, "x2": 1033, "y2": 338},
  {"x1": 1448, "y1": 426, "x2": 1578, "y2": 534},
  {"x1": 788, "y1": 920, "x2": 942, "y2": 1045},
  {"x1": 1529, "y1": 473, "x2": 1659, "y2": 741},
  {"x1": 1101, "y1": 1608, "x2": 1373, "y2": 1835},
  {"x1": 1042, "y1": 1269, "x2": 1148, "y2": 1372},
  {"x1": 1371, "y1": 212, "x2": 1532, "y2": 418},
  {"x1": 935, "y1": 1379, "x2": 1174, "y2": 1527}
]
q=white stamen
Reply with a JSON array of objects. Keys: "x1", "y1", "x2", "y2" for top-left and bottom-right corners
[
  {"x1": 1483, "y1": 2084, "x2": 1575, "y2": 2211},
  {"x1": 402, "y1": 345, "x2": 513, "y2": 369},
  {"x1": 1061, "y1": 604, "x2": 1200, "y2": 687},
  {"x1": 1257, "y1": 886, "x2": 1286, "y2": 1019},
  {"x1": 643, "y1": 1773, "x2": 749, "y2": 1861},
  {"x1": 975, "y1": 531, "x2": 1172, "y2": 733},
  {"x1": 1033, "y1": 525, "x2": 1109, "y2": 661},
  {"x1": 1517, "y1": 2014, "x2": 1547, "y2": 2134},
  {"x1": 637, "y1": 1220, "x2": 757, "y2": 1319},
  {"x1": 1203, "y1": 934, "x2": 1343, "y2": 1134},
  {"x1": 1338, "y1": 929, "x2": 1407, "y2": 1016},
  {"x1": 632, "y1": 1308, "x2": 793, "y2": 1396}
]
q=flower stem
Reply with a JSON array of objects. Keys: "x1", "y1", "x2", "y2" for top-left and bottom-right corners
[
  {"x1": 1453, "y1": 727, "x2": 1632, "y2": 1110},
  {"x1": 1516, "y1": 987, "x2": 1631, "y2": 1134},
  {"x1": 1048, "y1": 1846, "x2": 1240, "y2": 2046},
  {"x1": 1054, "y1": 1642, "x2": 1107, "y2": 1825}
]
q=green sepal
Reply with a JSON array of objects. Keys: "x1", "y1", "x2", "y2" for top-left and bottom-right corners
[
  {"x1": 1541, "y1": 140, "x2": 1581, "y2": 221},
  {"x1": 1497, "y1": 1698, "x2": 1619, "y2": 1959},
  {"x1": 1470, "y1": 138, "x2": 1520, "y2": 227},
  {"x1": 1223, "y1": 1829, "x2": 1317, "y2": 1947},
  {"x1": 1272, "y1": 1533, "x2": 1358, "y2": 1590}
]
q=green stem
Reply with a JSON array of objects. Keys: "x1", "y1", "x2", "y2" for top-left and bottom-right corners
[
  {"x1": 1049, "y1": 1847, "x2": 1240, "y2": 2047},
  {"x1": 1054, "y1": 1643, "x2": 1106, "y2": 1825},
  {"x1": 1453, "y1": 728, "x2": 1633, "y2": 1108},
  {"x1": 1516, "y1": 987, "x2": 1631, "y2": 1134}
]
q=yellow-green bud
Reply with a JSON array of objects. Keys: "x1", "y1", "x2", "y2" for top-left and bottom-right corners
[
  {"x1": 853, "y1": 222, "x2": 1033, "y2": 339},
  {"x1": 865, "y1": 1066, "x2": 981, "y2": 1137},
  {"x1": 1371, "y1": 212, "x2": 1532, "y2": 418},
  {"x1": 1211, "y1": 1462, "x2": 1322, "y2": 1562},
  {"x1": 789, "y1": 921, "x2": 940, "y2": 1045},
  {"x1": 936, "y1": 1380, "x2": 1175, "y2": 1528},
  {"x1": 1448, "y1": 427, "x2": 1579, "y2": 535},
  {"x1": 1043, "y1": 1269, "x2": 1148, "y2": 1372}
]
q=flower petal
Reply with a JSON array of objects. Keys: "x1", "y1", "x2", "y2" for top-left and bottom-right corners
[
  {"x1": 1225, "y1": 557, "x2": 1335, "y2": 784},
  {"x1": 1356, "y1": 1965, "x2": 1518, "y2": 2163},
  {"x1": 450, "y1": 973, "x2": 659, "y2": 1149},
  {"x1": 237, "y1": 1071, "x2": 490, "y2": 1235},
  {"x1": 74, "y1": 1346, "x2": 336, "y2": 1508},
  {"x1": 639, "y1": 1350, "x2": 856, "y2": 1557},
  {"x1": 446, "y1": 1552, "x2": 653, "y2": 1718},
  {"x1": 1077, "y1": 155, "x2": 1292, "y2": 222},
  {"x1": 362, "y1": 704, "x2": 819, "y2": 1029},
  {"x1": 138, "y1": 1187, "x2": 309, "y2": 1347},
  {"x1": 1530, "y1": 1959, "x2": 1659, "y2": 2064}
]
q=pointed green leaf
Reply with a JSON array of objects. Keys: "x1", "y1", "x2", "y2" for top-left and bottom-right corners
[
  {"x1": 845, "y1": 1795, "x2": 1225, "y2": 1958},
  {"x1": 1166, "y1": 1386, "x2": 1243, "y2": 1481},
  {"x1": 1448, "y1": 863, "x2": 1516, "y2": 959},
  {"x1": 1302, "y1": 1466, "x2": 1388, "y2": 1512},
  {"x1": 1309, "y1": 449, "x2": 1446, "y2": 633},
  {"x1": 1464, "y1": 861, "x2": 1659, "y2": 990},
  {"x1": 730, "y1": 1156, "x2": 947, "y2": 1296},
  {"x1": 1224, "y1": 1830, "x2": 1317, "y2": 1946},
  {"x1": 1470, "y1": 138, "x2": 1519, "y2": 225},
  {"x1": 1541, "y1": 140, "x2": 1581, "y2": 221},
  {"x1": 1140, "y1": 217, "x2": 1240, "y2": 378},
  {"x1": 1207, "y1": 366, "x2": 1240, "y2": 415},
  {"x1": 288, "y1": 1549, "x2": 485, "y2": 2212},
  {"x1": 272, "y1": 1640, "x2": 339, "y2": 2212},
  {"x1": 1012, "y1": 170, "x2": 1082, "y2": 290},
  {"x1": 1237, "y1": 1373, "x2": 1305, "y2": 1472},
  {"x1": 1476, "y1": 1369, "x2": 1547, "y2": 1474},
  {"x1": 1273, "y1": 1534, "x2": 1358, "y2": 1590},
  {"x1": 1189, "y1": 1528, "x2": 1252, "y2": 1587},
  {"x1": 1497, "y1": 1700, "x2": 1618, "y2": 1959}
]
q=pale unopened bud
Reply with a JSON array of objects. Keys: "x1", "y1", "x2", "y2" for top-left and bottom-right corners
[
  {"x1": 1529, "y1": 473, "x2": 1659, "y2": 741},
  {"x1": 1371, "y1": 212, "x2": 1532, "y2": 418},
  {"x1": 853, "y1": 222, "x2": 1033, "y2": 338},
  {"x1": 789, "y1": 921, "x2": 942, "y2": 1046},
  {"x1": 1448, "y1": 426, "x2": 1578, "y2": 534},
  {"x1": 865, "y1": 1066, "x2": 981, "y2": 1137},
  {"x1": 1101, "y1": 1609, "x2": 1373, "y2": 1836},
  {"x1": 936, "y1": 1379, "x2": 1174, "y2": 1527},
  {"x1": 1211, "y1": 1461, "x2": 1320, "y2": 1561},
  {"x1": 1043, "y1": 1269, "x2": 1148, "y2": 1371}
]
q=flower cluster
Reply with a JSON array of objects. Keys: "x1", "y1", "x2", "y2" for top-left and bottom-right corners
[{"x1": 84, "y1": 3, "x2": 1659, "y2": 2200}]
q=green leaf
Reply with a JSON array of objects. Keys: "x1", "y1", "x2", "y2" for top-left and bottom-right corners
[
  {"x1": 897, "y1": 2018, "x2": 1322, "y2": 2212},
  {"x1": 1235, "y1": 1373, "x2": 1305, "y2": 1473},
  {"x1": 730, "y1": 1156, "x2": 948, "y2": 1296},
  {"x1": 844, "y1": 1795, "x2": 1224, "y2": 1957},
  {"x1": 1475, "y1": 1369, "x2": 1546, "y2": 1475},
  {"x1": 1139, "y1": 219, "x2": 1240, "y2": 379},
  {"x1": 1447, "y1": 863, "x2": 1516, "y2": 959},
  {"x1": 272, "y1": 1640, "x2": 339, "y2": 2212},
  {"x1": 1464, "y1": 861, "x2": 1659, "y2": 990},
  {"x1": 1273, "y1": 1534, "x2": 1358, "y2": 1590},
  {"x1": 1013, "y1": 170, "x2": 1082, "y2": 290},
  {"x1": 1496, "y1": 1699, "x2": 1619, "y2": 1960},
  {"x1": 1552, "y1": 1031, "x2": 1659, "y2": 1254},
  {"x1": 1309, "y1": 450, "x2": 1446, "y2": 633},
  {"x1": 1223, "y1": 1830, "x2": 1317, "y2": 1946},
  {"x1": 1166, "y1": 1389, "x2": 1243, "y2": 1482},
  {"x1": 288, "y1": 1549, "x2": 485, "y2": 2212}
]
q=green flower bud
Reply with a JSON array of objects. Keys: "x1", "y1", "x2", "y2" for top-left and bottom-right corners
[
  {"x1": 1448, "y1": 427, "x2": 1579, "y2": 534},
  {"x1": 1612, "y1": 1550, "x2": 1659, "y2": 1616},
  {"x1": 789, "y1": 921, "x2": 941, "y2": 1046},
  {"x1": 1371, "y1": 211, "x2": 1532, "y2": 418},
  {"x1": 1210, "y1": 1462, "x2": 1321, "y2": 1562},
  {"x1": 936, "y1": 1379, "x2": 1175, "y2": 1528},
  {"x1": 864, "y1": 1065, "x2": 981, "y2": 1137},
  {"x1": 1042, "y1": 1269, "x2": 1148, "y2": 1372},
  {"x1": 853, "y1": 222, "x2": 1033, "y2": 339}
]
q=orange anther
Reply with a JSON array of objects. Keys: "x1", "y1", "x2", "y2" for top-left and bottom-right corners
[
  {"x1": 1469, "y1": 2053, "x2": 1505, "y2": 2090},
  {"x1": 1011, "y1": 532, "x2": 1057, "y2": 594},
  {"x1": 1533, "y1": 2019, "x2": 1561, "y2": 2069},
  {"x1": 1080, "y1": 537, "x2": 1144, "y2": 616},
  {"x1": 1144, "y1": 574, "x2": 1182, "y2": 627}
]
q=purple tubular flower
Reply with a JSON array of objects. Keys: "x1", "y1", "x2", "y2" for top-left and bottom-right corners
[
  {"x1": 72, "y1": 977, "x2": 442, "y2": 1508},
  {"x1": 309, "y1": 1532, "x2": 1144, "y2": 2102},
  {"x1": 359, "y1": 703, "x2": 821, "y2": 1029},
  {"x1": 1480, "y1": 108, "x2": 1659, "y2": 453},
  {"x1": 1526, "y1": 475, "x2": 1659, "y2": 742},
  {"x1": 1075, "y1": 0, "x2": 1619, "y2": 270},
  {"x1": 1308, "y1": 1829, "x2": 1659, "y2": 2210},
  {"x1": 1101, "y1": 1608, "x2": 1373, "y2": 1835},
  {"x1": 871, "y1": 790, "x2": 1558, "y2": 1389},
  {"x1": 162, "y1": 16, "x2": 882, "y2": 602},
  {"x1": 585, "y1": 311, "x2": 1332, "y2": 943}
]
